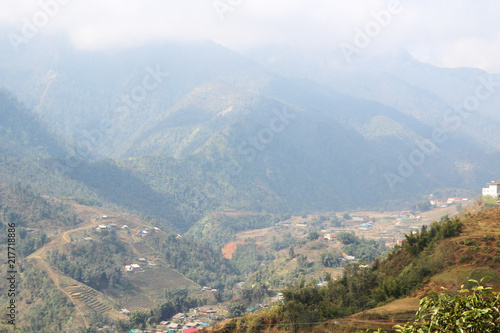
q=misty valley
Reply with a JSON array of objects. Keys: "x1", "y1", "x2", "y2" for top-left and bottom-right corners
[{"x1": 1, "y1": 3, "x2": 500, "y2": 332}]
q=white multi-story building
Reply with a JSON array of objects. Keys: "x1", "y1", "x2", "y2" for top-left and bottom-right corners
[{"x1": 482, "y1": 181, "x2": 500, "y2": 198}]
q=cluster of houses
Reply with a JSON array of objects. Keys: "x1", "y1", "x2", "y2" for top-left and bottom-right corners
[
  {"x1": 429, "y1": 197, "x2": 469, "y2": 208},
  {"x1": 117, "y1": 306, "x2": 222, "y2": 331},
  {"x1": 153, "y1": 307, "x2": 224, "y2": 332},
  {"x1": 95, "y1": 216, "x2": 165, "y2": 236},
  {"x1": 156, "y1": 318, "x2": 203, "y2": 333},
  {"x1": 114, "y1": 287, "x2": 292, "y2": 332}
]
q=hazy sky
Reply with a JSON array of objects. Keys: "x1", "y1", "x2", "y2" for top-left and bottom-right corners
[{"x1": 1, "y1": 0, "x2": 500, "y2": 72}]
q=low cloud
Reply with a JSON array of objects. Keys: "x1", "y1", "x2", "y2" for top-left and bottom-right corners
[{"x1": 1, "y1": 0, "x2": 499, "y2": 72}]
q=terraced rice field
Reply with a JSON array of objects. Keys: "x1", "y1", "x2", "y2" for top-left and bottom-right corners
[{"x1": 66, "y1": 284, "x2": 112, "y2": 313}]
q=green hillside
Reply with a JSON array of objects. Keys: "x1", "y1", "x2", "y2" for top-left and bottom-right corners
[{"x1": 0, "y1": 89, "x2": 66, "y2": 158}]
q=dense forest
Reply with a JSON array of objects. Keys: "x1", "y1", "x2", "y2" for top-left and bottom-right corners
[
  {"x1": 0, "y1": 183, "x2": 82, "y2": 257},
  {"x1": 48, "y1": 230, "x2": 127, "y2": 290},
  {"x1": 15, "y1": 263, "x2": 76, "y2": 332}
]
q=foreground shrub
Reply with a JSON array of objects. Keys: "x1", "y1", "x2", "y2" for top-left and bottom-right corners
[{"x1": 394, "y1": 277, "x2": 500, "y2": 332}]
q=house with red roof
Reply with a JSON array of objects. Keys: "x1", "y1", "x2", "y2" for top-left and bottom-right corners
[
  {"x1": 447, "y1": 197, "x2": 462, "y2": 204},
  {"x1": 183, "y1": 328, "x2": 200, "y2": 333}
]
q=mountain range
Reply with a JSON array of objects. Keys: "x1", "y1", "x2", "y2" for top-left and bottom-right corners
[{"x1": 1, "y1": 34, "x2": 498, "y2": 229}]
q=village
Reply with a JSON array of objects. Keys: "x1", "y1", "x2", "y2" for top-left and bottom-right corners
[{"x1": 112, "y1": 286, "x2": 287, "y2": 333}]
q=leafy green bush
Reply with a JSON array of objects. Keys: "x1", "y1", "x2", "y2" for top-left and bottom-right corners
[
  {"x1": 364, "y1": 278, "x2": 500, "y2": 333},
  {"x1": 337, "y1": 232, "x2": 360, "y2": 245},
  {"x1": 320, "y1": 251, "x2": 342, "y2": 267},
  {"x1": 307, "y1": 231, "x2": 320, "y2": 241},
  {"x1": 394, "y1": 278, "x2": 500, "y2": 332}
]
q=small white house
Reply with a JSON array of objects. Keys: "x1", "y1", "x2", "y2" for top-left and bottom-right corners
[
  {"x1": 125, "y1": 264, "x2": 142, "y2": 272},
  {"x1": 324, "y1": 234, "x2": 336, "y2": 241},
  {"x1": 430, "y1": 199, "x2": 448, "y2": 206},
  {"x1": 119, "y1": 308, "x2": 131, "y2": 315},
  {"x1": 96, "y1": 225, "x2": 108, "y2": 231},
  {"x1": 482, "y1": 181, "x2": 500, "y2": 198}
]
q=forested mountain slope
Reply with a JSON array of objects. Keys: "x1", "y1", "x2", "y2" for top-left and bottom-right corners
[
  {"x1": 0, "y1": 89, "x2": 66, "y2": 158},
  {"x1": 1, "y1": 35, "x2": 499, "y2": 223}
]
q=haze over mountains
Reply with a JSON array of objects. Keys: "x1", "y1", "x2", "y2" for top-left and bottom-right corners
[
  {"x1": 2, "y1": 2, "x2": 500, "y2": 331},
  {"x1": 1, "y1": 34, "x2": 499, "y2": 229}
]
